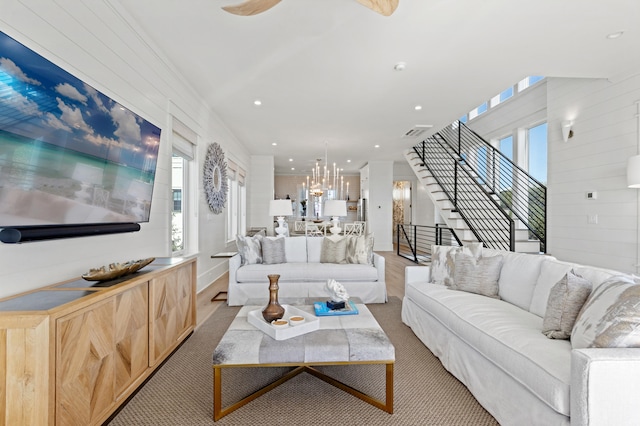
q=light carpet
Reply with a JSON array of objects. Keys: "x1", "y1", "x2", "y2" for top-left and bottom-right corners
[{"x1": 107, "y1": 297, "x2": 498, "y2": 425}]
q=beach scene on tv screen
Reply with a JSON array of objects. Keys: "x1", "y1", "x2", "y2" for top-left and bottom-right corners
[{"x1": 0, "y1": 31, "x2": 161, "y2": 227}]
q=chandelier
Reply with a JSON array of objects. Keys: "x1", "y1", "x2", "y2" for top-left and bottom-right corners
[{"x1": 304, "y1": 143, "x2": 345, "y2": 199}]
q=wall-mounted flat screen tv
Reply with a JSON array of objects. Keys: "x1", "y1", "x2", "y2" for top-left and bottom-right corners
[{"x1": 0, "y1": 30, "x2": 161, "y2": 231}]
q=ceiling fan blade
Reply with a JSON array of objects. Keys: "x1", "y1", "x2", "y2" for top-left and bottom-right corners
[
  {"x1": 222, "y1": 0, "x2": 282, "y2": 16},
  {"x1": 355, "y1": 0, "x2": 399, "y2": 16}
]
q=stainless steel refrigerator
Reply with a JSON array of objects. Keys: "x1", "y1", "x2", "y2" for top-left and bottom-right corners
[{"x1": 357, "y1": 198, "x2": 367, "y2": 222}]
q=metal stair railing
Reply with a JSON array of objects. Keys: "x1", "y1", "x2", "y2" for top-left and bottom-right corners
[
  {"x1": 396, "y1": 223, "x2": 461, "y2": 263},
  {"x1": 414, "y1": 135, "x2": 516, "y2": 251},
  {"x1": 438, "y1": 121, "x2": 546, "y2": 249}
]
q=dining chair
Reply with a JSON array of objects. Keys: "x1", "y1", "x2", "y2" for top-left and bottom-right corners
[{"x1": 305, "y1": 223, "x2": 324, "y2": 237}]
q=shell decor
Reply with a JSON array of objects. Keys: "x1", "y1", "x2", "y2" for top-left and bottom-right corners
[
  {"x1": 203, "y1": 142, "x2": 228, "y2": 214},
  {"x1": 326, "y1": 278, "x2": 349, "y2": 302}
]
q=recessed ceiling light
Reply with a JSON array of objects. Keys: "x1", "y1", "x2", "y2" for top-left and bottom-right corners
[
  {"x1": 394, "y1": 62, "x2": 406, "y2": 71},
  {"x1": 291, "y1": 167, "x2": 295, "y2": 171},
  {"x1": 415, "y1": 105, "x2": 422, "y2": 111},
  {"x1": 289, "y1": 158, "x2": 293, "y2": 162},
  {"x1": 272, "y1": 142, "x2": 277, "y2": 146},
  {"x1": 254, "y1": 99, "x2": 262, "y2": 106},
  {"x1": 374, "y1": 145, "x2": 380, "y2": 148},
  {"x1": 347, "y1": 159, "x2": 351, "y2": 163},
  {"x1": 606, "y1": 31, "x2": 624, "y2": 39}
]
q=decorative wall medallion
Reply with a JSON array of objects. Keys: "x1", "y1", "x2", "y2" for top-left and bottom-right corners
[{"x1": 203, "y1": 142, "x2": 228, "y2": 214}]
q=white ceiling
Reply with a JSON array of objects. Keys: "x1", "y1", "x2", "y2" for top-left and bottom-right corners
[{"x1": 118, "y1": 0, "x2": 640, "y2": 175}]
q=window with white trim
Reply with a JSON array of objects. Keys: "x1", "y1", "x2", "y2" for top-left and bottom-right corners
[
  {"x1": 171, "y1": 119, "x2": 196, "y2": 255},
  {"x1": 527, "y1": 122, "x2": 547, "y2": 184},
  {"x1": 227, "y1": 159, "x2": 247, "y2": 241}
]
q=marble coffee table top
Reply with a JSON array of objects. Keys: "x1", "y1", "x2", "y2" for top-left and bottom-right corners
[{"x1": 212, "y1": 302, "x2": 395, "y2": 366}]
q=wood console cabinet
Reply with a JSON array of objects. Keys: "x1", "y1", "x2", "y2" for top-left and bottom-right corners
[{"x1": 0, "y1": 257, "x2": 196, "y2": 426}]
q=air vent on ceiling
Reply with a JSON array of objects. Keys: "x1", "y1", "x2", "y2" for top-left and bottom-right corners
[{"x1": 402, "y1": 124, "x2": 433, "y2": 138}]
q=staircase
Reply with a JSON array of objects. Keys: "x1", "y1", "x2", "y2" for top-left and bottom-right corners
[{"x1": 405, "y1": 121, "x2": 546, "y2": 253}]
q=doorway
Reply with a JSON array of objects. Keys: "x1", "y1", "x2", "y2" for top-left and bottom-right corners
[{"x1": 393, "y1": 181, "x2": 411, "y2": 243}]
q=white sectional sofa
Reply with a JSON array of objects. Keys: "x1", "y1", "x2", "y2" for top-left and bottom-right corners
[
  {"x1": 401, "y1": 245, "x2": 640, "y2": 426},
  {"x1": 228, "y1": 235, "x2": 386, "y2": 306}
]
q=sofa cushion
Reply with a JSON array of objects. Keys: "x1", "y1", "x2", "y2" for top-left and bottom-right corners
[
  {"x1": 262, "y1": 237, "x2": 286, "y2": 264},
  {"x1": 307, "y1": 237, "x2": 324, "y2": 263},
  {"x1": 572, "y1": 265, "x2": 621, "y2": 291},
  {"x1": 235, "y1": 262, "x2": 378, "y2": 283},
  {"x1": 453, "y1": 253, "x2": 503, "y2": 298},
  {"x1": 542, "y1": 270, "x2": 591, "y2": 340},
  {"x1": 236, "y1": 234, "x2": 263, "y2": 265},
  {"x1": 284, "y1": 237, "x2": 308, "y2": 263},
  {"x1": 430, "y1": 243, "x2": 482, "y2": 286},
  {"x1": 572, "y1": 275, "x2": 640, "y2": 349},
  {"x1": 490, "y1": 251, "x2": 547, "y2": 311},
  {"x1": 405, "y1": 281, "x2": 571, "y2": 415},
  {"x1": 346, "y1": 234, "x2": 375, "y2": 265},
  {"x1": 529, "y1": 259, "x2": 574, "y2": 317},
  {"x1": 321, "y1": 236, "x2": 347, "y2": 264}
]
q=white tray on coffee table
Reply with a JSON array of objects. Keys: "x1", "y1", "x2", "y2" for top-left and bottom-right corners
[{"x1": 247, "y1": 305, "x2": 319, "y2": 340}]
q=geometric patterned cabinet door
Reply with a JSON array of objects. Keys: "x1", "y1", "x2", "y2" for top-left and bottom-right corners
[
  {"x1": 114, "y1": 283, "x2": 148, "y2": 398},
  {"x1": 149, "y1": 264, "x2": 194, "y2": 366},
  {"x1": 55, "y1": 282, "x2": 149, "y2": 425},
  {"x1": 56, "y1": 298, "x2": 116, "y2": 426}
]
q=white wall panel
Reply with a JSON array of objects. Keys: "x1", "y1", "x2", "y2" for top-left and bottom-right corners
[
  {"x1": 547, "y1": 75, "x2": 640, "y2": 273},
  {"x1": 0, "y1": 1, "x2": 250, "y2": 298}
]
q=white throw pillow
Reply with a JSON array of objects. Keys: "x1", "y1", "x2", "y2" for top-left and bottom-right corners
[
  {"x1": 236, "y1": 234, "x2": 263, "y2": 265},
  {"x1": 430, "y1": 243, "x2": 482, "y2": 286},
  {"x1": 571, "y1": 275, "x2": 640, "y2": 349},
  {"x1": 346, "y1": 234, "x2": 374, "y2": 265}
]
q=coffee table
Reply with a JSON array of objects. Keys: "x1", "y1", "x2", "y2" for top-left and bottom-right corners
[{"x1": 211, "y1": 301, "x2": 395, "y2": 421}]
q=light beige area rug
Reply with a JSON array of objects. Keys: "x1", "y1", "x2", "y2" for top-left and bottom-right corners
[{"x1": 107, "y1": 297, "x2": 497, "y2": 425}]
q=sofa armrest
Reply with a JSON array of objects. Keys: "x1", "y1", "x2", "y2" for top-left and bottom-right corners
[
  {"x1": 571, "y1": 348, "x2": 640, "y2": 425},
  {"x1": 405, "y1": 265, "x2": 430, "y2": 286},
  {"x1": 372, "y1": 252, "x2": 385, "y2": 283}
]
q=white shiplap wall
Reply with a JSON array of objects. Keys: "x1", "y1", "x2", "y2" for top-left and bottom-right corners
[
  {"x1": 547, "y1": 75, "x2": 640, "y2": 273},
  {"x1": 0, "y1": 1, "x2": 250, "y2": 298}
]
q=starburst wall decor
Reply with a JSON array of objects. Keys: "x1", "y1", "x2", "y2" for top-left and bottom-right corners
[{"x1": 203, "y1": 142, "x2": 228, "y2": 214}]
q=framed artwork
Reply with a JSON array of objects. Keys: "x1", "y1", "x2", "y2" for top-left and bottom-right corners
[{"x1": 203, "y1": 142, "x2": 228, "y2": 214}]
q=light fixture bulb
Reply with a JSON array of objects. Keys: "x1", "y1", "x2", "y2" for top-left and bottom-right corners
[{"x1": 394, "y1": 62, "x2": 406, "y2": 71}]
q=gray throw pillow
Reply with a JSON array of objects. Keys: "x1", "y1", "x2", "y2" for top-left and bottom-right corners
[
  {"x1": 453, "y1": 253, "x2": 503, "y2": 298},
  {"x1": 571, "y1": 275, "x2": 640, "y2": 348},
  {"x1": 262, "y1": 237, "x2": 286, "y2": 264},
  {"x1": 236, "y1": 234, "x2": 263, "y2": 265},
  {"x1": 320, "y1": 236, "x2": 347, "y2": 264},
  {"x1": 542, "y1": 270, "x2": 592, "y2": 340}
]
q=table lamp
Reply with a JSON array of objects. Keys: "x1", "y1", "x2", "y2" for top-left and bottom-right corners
[
  {"x1": 324, "y1": 200, "x2": 347, "y2": 235},
  {"x1": 269, "y1": 199, "x2": 292, "y2": 237}
]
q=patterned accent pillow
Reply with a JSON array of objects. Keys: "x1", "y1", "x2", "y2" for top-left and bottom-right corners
[
  {"x1": 452, "y1": 253, "x2": 503, "y2": 298},
  {"x1": 345, "y1": 234, "x2": 375, "y2": 265},
  {"x1": 571, "y1": 275, "x2": 640, "y2": 349},
  {"x1": 262, "y1": 237, "x2": 286, "y2": 264},
  {"x1": 236, "y1": 234, "x2": 263, "y2": 265},
  {"x1": 430, "y1": 243, "x2": 483, "y2": 286},
  {"x1": 320, "y1": 236, "x2": 348, "y2": 264},
  {"x1": 542, "y1": 270, "x2": 592, "y2": 339}
]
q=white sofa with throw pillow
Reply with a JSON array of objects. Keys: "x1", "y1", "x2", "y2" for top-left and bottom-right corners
[
  {"x1": 401, "y1": 244, "x2": 640, "y2": 426},
  {"x1": 228, "y1": 234, "x2": 385, "y2": 306}
]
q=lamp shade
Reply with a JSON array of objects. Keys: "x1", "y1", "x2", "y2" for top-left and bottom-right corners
[
  {"x1": 269, "y1": 199, "x2": 292, "y2": 216},
  {"x1": 324, "y1": 200, "x2": 347, "y2": 217},
  {"x1": 627, "y1": 155, "x2": 640, "y2": 188}
]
